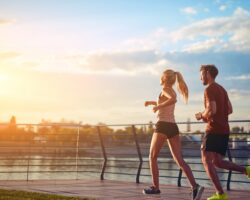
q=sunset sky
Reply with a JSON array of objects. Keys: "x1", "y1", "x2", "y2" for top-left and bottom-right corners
[{"x1": 1, "y1": 0, "x2": 250, "y2": 125}]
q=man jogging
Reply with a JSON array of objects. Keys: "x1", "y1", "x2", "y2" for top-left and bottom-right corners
[{"x1": 195, "y1": 64, "x2": 250, "y2": 200}]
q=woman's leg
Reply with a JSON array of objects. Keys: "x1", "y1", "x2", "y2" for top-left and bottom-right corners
[
  {"x1": 149, "y1": 132, "x2": 167, "y2": 189},
  {"x1": 167, "y1": 135, "x2": 196, "y2": 188}
]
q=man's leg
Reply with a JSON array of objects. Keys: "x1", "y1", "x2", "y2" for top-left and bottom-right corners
[
  {"x1": 212, "y1": 153, "x2": 247, "y2": 175},
  {"x1": 201, "y1": 150, "x2": 224, "y2": 194}
]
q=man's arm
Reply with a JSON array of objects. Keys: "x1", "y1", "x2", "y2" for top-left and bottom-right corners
[
  {"x1": 195, "y1": 87, "x2": 216, "y2": 121},
  {"x1": 202, "y1": 100, "x2": 216, "y2": 120},
  {"x1": 195, "y1": 100, "x2": 216, "y2": 121}
]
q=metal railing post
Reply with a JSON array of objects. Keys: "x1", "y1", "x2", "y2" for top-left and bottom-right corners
[
  {"x1": 26, "y1": 130, "x2": 32, "y2": 181},
  {"x1": 97, "y1": 126, "x2": 107, "y2": 180},
  {"x1": 177, "y1": 169, "x2": 183, "y2": 187},
  {"x1": 177, "y1": 134, "x2": 186, "y2": 187},
  {"x1": 132, "y1": 125, "x2": 143, "y2": 183},
  {"x1": 226, "y1": 146, "x2": 233, "y2": 191},
  {"x1": 75, "y1": 122, "x2": 81, "y2": 180}
]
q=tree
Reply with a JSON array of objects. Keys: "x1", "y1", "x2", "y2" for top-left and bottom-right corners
[
  {"x1": 147, "y1": 121, "x2": 154, "y2": 134},
  {"x1": 231, "y1": 126, "x2": 241, "y2": 133}
]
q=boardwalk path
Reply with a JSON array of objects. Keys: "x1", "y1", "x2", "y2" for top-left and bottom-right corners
[{"x1": 0, "y1": 179, "x2": 249, "y2": 200}]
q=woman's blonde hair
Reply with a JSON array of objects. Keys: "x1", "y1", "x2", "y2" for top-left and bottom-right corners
[{"x1": 161, "y1": 69, "x2": 189, "y2": 103}]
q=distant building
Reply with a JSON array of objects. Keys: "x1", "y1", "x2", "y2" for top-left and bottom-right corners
[
  {"x1": 0, "y1": 116, "x2": 16, "y2": 130},
  {"x1": 9, "y1": 116, "x2": 16, "y2": 129}
]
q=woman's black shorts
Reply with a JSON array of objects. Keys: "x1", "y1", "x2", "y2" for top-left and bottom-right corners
[
  {"x1": 201, "y1": 133, "x2": 229, "y2": 156},
  {"x1": 155, "y1": 121, "x2": 179, "y2": 139}
]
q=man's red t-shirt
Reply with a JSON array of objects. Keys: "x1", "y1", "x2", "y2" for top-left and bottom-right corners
[{"x1": 204, "y1": 82, "x2": 230, "y2": 134}]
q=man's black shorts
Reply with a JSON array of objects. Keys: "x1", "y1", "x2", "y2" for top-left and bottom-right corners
[
  {"x1": 201, "y1": 133, "x2": 229, "y2": 156},
  {"x1": 155, "y1": 121, "x2": 179, "y2": 139}
]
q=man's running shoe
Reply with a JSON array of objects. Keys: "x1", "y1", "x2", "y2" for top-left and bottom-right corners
[
  {"x1": 207, "y1": 193, "x2": 228, "y2": 200},
  {"x1": 246, "y1": 166, "x2": 250, "y2": 179}
]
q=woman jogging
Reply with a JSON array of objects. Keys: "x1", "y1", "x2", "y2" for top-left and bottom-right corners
[{"x1": 143, "y1": 69, "x2": 204, "y2": 200}]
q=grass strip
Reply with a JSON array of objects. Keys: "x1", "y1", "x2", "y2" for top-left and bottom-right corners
[{"x1": 0, "y1": 189, "x2": 95, "y2": 200}]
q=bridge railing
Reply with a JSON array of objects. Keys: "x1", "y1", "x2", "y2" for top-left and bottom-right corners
[{"x1": 0, "y1": 120, "x2": 249, "y2": 190}]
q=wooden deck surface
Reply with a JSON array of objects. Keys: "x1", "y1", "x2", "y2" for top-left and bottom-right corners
[{"x1": 0, "y1": 179, "x2": 249, "y2": 200}]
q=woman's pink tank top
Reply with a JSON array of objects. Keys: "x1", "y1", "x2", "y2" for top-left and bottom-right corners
[{"x1": 157, "y1": 93, "x2": 176, "y2": 123}]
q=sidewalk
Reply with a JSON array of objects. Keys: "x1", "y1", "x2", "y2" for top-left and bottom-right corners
[{"x1": 0, "y1": 179, "x2": 249, "y2": 200}]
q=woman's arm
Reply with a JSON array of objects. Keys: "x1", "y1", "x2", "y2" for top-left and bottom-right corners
[
  {"x1": 144, "y1": 101, "x2": 157, "y2": 107},
  {"x1": 153, "y1": 88, "x2": 176, "y2": 112}
]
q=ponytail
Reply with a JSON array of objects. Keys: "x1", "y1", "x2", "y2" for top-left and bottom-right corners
[{"x1": 175, "y1": 72, "x2": 188, "y2": 103}]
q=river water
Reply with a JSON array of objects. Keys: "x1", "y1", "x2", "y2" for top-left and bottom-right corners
[{"x1": 1, "y1": 155, "x2": 249, "y2": 190}]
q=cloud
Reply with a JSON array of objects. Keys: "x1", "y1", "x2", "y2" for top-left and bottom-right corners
[
  {"x1": 0, "y1": 19, "x2": 16, "y2": 25},
  {"x1": 172, "y1": 7, "x2": 250, "y2": 40},
  {"x1": 15, "y1": 50, "x2": 250, "y2": 78},
  {"x1": 122, "y1": 28, "x2": 170, "y2": 51},
  {"x1": 83, "y1": 50, "x2": 159, "y2": 71},
  {"x1": 62, "y1": 50, "x2": 216, "y2": 76},
  {"x1": 180, "y1": 7, "x2": 197, "y2": 15},
  {"x1": 22, "y1": 50, "x2": 169, "y2": 76},
  {"x1": 171, "y1": 7, "x2": 250, "y2": 52},
  {"x1": 188, "y1": 92, "x2": 203, "y2": 102},
  {"x1": 226, "y1": 74, "x2": 250, "y2": 80},
  {"x1": 204, "y1": 8, "x2": 210, "y2": 13},
  {"x1": 86, "y1": 51, "x2": 248, "y2": 76},
  {"x1": 123, "y1": 7, "x2": 250, "y2": 53},
  {"x1": 0, "y1": 51, "x2": 21, "y2": 60},
  {"x1": 219, "y1": 5, "x2": 227, "y2": 11},
  {"x1": 228, "y1": 89, "x2": 250, "y2": 100},
  {"x1": 75, "y1": 50, "x2": 173, "y2": 76},
  {"x1": 182, "y1": 38, "x2": 224, "y2": 53},
  {"x1": 5, "y1": 7, "x2": 250, "y2": 76}
]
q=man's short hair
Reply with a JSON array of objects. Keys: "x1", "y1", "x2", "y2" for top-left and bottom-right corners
[{"x1": 200, "y1": 64, "x2": 218, "y2": 79}]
